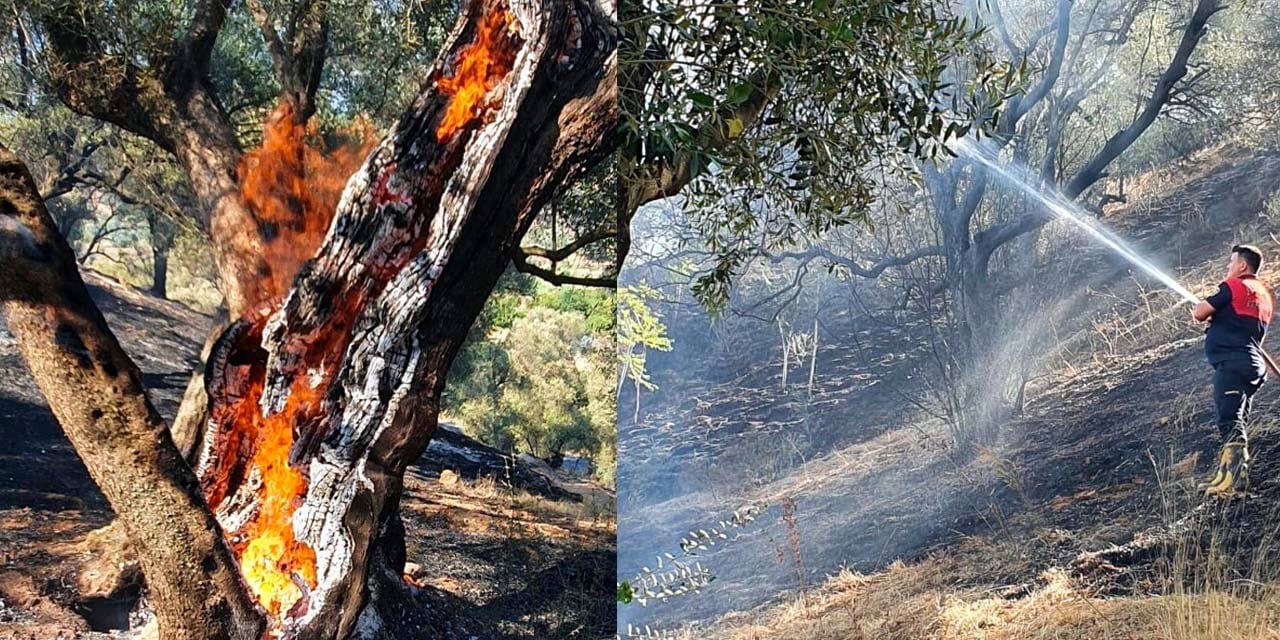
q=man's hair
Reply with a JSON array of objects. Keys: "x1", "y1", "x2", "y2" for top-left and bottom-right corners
[{"x1": 1233, "y1": 244, "x2": 1264, "y2": 273}]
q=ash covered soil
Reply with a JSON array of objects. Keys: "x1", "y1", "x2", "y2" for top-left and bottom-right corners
[
  {"x1": 0, "y1": 273, "x2": 614, "y2": 640},
  {"x1": 619, "y1": 144, "x2": 1280, "y2": 635}
]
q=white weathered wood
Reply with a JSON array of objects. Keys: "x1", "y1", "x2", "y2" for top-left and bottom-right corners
[{"x1": 194, "y1": 0, "x2": 616, "y2": 637}]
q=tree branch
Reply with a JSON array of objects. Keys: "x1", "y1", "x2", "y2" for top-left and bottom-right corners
[
  {"x1": 1003, "y1": 0, "x2": 1072, "y2": 134},
  {"x1": 517, "y1": 226, "x2": 615, "y2": 262},
  {"x1": 934, "y1": 0, "x2": 1071, "y2": 237},
  {"x1": 40, "y1": 138, "x2": 103, "y2": 202},
  {"x1": 1063, "y1": 0, "x2": 1222, "y2": 198},
  {"x1": 511, "y1": 251, "x2": 618, "y2": 287},
  {"x1": 988, "y1": 0, "x2": 1023, "y2": 57},
  {"x1": 179, "y1": 0, "x2": 234, "y2": 80},
  {"x1": 975, "y1": 0, "x2": 1223, "y2": 261},
  {"x1": 37, "y1": 5, "x2": 167, "y2": 148},
  {"x1": 246, "y1": 0, "x2": 296, "y2": 89},
  {"x1": 245, "y1": 0, "x2": 329, "y2": 120},
  {"x1": 622, "y1": 68, "x2": 781, "y2": 215}
]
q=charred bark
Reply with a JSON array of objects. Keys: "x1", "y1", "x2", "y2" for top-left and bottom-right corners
[{"x1": 192, "y1": 0, "x2": 616, "y2": 637}]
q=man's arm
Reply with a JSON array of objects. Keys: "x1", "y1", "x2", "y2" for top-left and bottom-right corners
[
  {"x1": 1194, "y1": 283, "x2": 1231, "y2": 322},
  {"x1": 1192, "y1": 300, "x2": 1216, "y2": 322}
]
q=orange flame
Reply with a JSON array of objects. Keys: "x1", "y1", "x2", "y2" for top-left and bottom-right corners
[
  {"x1": 217, "y1": 105, "x2": 374, "y2": 619},
  {"x1": 212, "y1": 2, "x2": 520, "y2": 624},
  {"x1": 237, "y1": 104, "x2": 374, "y2": 310},
  {"x1": 233, "y1": 373, "x2": 320, "y2": 619},
  {"x1": 434, "y1": 8, "x2": 519, "y2": 142}
]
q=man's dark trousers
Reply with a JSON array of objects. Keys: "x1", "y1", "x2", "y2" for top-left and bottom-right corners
[{"x1": 1214, "y1": 360, "x2": 1265, "y2": 443}]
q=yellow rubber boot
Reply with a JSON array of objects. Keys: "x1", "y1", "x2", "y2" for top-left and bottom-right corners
[{"x1": 1204, "y1": 442, "x2": 1249, "y2": 497}]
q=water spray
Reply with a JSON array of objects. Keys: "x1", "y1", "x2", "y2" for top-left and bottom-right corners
[
  {"x1": 952, "y1": 137, "x2": 1199, "y2": 304},
  {"x1": 949, "y1": 137, "x2": 1280, "y2": 378}
]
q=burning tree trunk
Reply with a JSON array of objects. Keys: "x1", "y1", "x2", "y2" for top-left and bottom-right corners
[
  {"x1": 5, "y1": 0, "x2": 614, "y2": 637},
  {"x1": 194, "y1": 0, "x2": 615, "y2": 637}
]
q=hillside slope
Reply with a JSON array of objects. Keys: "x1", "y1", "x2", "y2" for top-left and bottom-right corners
[{"x1": 619, "y1": 144, "x2": 1280, "y2": 636}]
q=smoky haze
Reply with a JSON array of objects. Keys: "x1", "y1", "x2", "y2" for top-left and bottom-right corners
[{"x1": 616, "y1": 0, "x2": 1278, "y2": 632}]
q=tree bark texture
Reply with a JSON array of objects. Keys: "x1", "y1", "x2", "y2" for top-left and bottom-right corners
[
  {"x1": 0, "y1": 144, "x2": 265, "y2": 640},
  {"x1": 193, "y1": 0, "x2": 616, "y2": 637}
]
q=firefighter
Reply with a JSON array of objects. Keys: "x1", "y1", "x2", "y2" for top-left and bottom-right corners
[{"x1": 1191, "y1": 244, "x2": 1275, "y2": 496}]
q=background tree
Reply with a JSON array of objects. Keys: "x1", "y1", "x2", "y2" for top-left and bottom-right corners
[{"x1": 445, "y1": 272, "x2": 618, "y2": 483}]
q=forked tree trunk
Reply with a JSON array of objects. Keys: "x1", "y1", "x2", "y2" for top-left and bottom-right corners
[{"x1": 194, "y1": 0, "x2": 616, "y2": 637}]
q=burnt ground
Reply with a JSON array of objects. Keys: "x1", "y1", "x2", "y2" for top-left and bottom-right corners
[
  {"x1": 618, "y1": 143, "x2": 1280, "y2": 633},
  {"x1": 0, "y1": 272, "x2": 614, "y2": 640}
]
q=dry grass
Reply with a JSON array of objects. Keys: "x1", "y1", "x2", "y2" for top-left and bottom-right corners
[
  {"x1": 468, "y1": 474, "x2": 615, "y2": 530},
  {"x1": 415, "y1": 472, "x2": 615, "y2": 544},
  {"x1": 680, "y1": 558, "x2": 1280, "y2": 640},
  {"x1": 678, "y1": 430, "x2": 1280, "y2": 640}
]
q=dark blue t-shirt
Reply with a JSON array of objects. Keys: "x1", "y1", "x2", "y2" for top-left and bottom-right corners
[{"x1": 1205, "y1": 275, "x2": 1274, "y2": 373}]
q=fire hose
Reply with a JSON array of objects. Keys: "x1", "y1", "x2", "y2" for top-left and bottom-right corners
[{"x1": 1264, "y1": 348, "x2": 1280, "y2": 381}]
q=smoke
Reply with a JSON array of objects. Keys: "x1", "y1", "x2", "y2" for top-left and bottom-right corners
[{"x1": 618, "y1": 146, "x2": 1209, "y2": 640}]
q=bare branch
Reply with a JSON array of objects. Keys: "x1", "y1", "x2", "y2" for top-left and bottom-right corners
[
  {"x1": 512, "y1": 252, "x2": 618, "y2": 288},
  {"x1": 987, "y1": 0, "x2": 1023, "y2": 57},
  {"x1": 1063, "y1": 0, "x2": 1223, "y2": 198},
  {"x1": 518, "y1": 226, "x2": 615, "y2": 262},
  {"x1": 1003, "y1": 0, "x2": 1072, "y2": 134}
]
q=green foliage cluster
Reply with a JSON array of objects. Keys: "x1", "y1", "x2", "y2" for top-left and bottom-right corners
[
  {"x1": 617, "y1": 284, "x2": 673, "y2": 422},
  {"x1": 444, "y1": 272, "x2": 619, "y2": 485},
  {"x1": 621, "y1": 0, "x2": 1018, "y2": 309}
]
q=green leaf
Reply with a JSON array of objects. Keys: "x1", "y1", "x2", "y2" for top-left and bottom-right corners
[
  {"x1": 689, "y1": 91, "x2": 716, "y2": 109},
  {"x1": 726, "y1": 117, "x2": 745, "y2": 139},
  {"x1": 725, "y1": 82, "x2": 754, "y2": 106}
]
